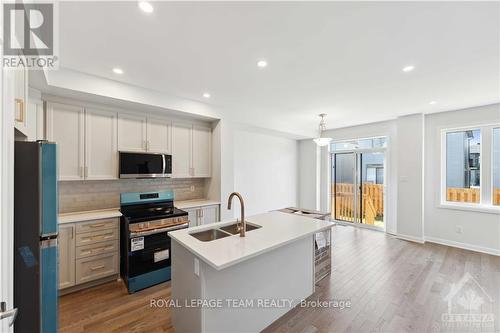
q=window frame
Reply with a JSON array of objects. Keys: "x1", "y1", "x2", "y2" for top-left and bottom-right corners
[
  {"x1": 492, "y1": 127, "x2": 500, "y2": 207},
  {"x1": 440, "y1": 124, "x2": 500, "y2": 214}
]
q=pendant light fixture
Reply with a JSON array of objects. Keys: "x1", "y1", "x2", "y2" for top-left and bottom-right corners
[{"x1": 313, "y1": 113, "x2": 333, "y2": 146}]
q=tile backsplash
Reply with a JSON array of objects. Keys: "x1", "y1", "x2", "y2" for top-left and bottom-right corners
[{"x1": 58, "y1": 178, "x2": 206, "y2": 213}]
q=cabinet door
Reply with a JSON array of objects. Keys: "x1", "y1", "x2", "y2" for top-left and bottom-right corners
[
  {"x1": 46, "y1": 102, "x2": 85, "y2": 180},
  {"x1": 147, "y1": 117, "x2": 171, "y2": 153},
  {"x1": 192, "y1": 125, "x2": 211, "y2": 177},
  {"x1": 172, "y1": 122, "x2": 192, "y2": 178},
  {"x1": 117, "y1": 113, "x2": 147, "y2": 152},
  {"x1": 85, "y1": 108, "x2": 118, "y2": 180},
  {"x1": 25, "y1": 100, "x2": 39, "y2": 141},
  {"x1": 58, "y1": 224, "x2": 76, "y2": 289},
  {"x1": 200, "y1": 205, "x2": 219, "y2": 225},
  {"x1": 13, "y1": 65, "x2": 28, "y2": 134},
  {"x1": 185, "y1": 208, "x2": 199, "y2": 227}
]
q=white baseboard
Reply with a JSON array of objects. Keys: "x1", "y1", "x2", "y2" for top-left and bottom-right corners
[
  {"x1": 425, "y1": 236, "x2": 500, "y2": 256},
  {"x1": 394, "y1": 233, "x2": 425, "y2": 244}
]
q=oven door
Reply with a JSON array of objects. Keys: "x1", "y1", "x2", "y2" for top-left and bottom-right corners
[
  {"x1": 128, "y1": 231, "x2": 171, "y2": 277},
  {"x1": 119, "y1": 152, "x2": 172, "y2": 178}
]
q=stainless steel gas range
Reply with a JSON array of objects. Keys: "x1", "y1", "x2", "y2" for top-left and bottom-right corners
[{"x1": 120, "y1": 190, "x2": 188, "y2": 293}]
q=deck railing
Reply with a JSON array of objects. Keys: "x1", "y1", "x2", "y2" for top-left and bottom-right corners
[{"x1": 332, "y1": 183, "x2": 384, "y2": 225}]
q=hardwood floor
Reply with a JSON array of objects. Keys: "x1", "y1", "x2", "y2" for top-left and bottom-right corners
[{"x1": 59, "y1": 225, "x2": 500, "y2": 333}]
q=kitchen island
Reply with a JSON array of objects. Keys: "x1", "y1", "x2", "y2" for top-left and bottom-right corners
[{"x1": 168, "y1": 211, "x2": 332, "y2": 333}]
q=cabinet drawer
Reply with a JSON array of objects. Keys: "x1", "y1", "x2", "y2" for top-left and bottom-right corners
[
  {"x1": 76, "y1": 218, "x2": 118, "y2": 234},
  {"x1": 76, "y1": 228, "x2": 118, "y2": 246},
  {"x1": 76, "y1": 253, "x2": 118, "y2": 284},
  {"x1": 76, "y1": 240, "x2": 118, "y2": 259}
]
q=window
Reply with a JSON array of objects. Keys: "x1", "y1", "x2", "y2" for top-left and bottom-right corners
[
  {"x1": 493, "y1": 128, "x2": 500, "y2": 206},
  {"x1": 331, "y1": 137, "x2": 387, "y2": 152},
  {"x1": 442, "y1": 125, "x2": 500, "y2": 210},
  {"x1": 445, "y1": 129, "x2": 481, "y2": 203}
]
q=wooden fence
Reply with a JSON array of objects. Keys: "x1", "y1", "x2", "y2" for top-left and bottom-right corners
[
  {"x1": 446, "y1": 188, "x2": 479, "y2": 203},
  {"x1": 332, "y1": 183, "x2": 384, "y2": 225},
  {"x1": 447, "y1": 187, "x2": 500, "y2": 205}
]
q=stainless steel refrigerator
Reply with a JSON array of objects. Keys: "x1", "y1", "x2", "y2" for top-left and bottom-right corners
[{"x1": 14, "y1": 141, "x2": 58, "y2": 333}]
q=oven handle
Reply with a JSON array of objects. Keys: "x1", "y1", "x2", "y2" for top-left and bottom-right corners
[{"x1": 129, "y1": 222, "x2": 189, "y2": 237}]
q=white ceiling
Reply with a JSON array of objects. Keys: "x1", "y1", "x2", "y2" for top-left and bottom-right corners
[{"x1": 58, "y1": 1, "x2": 500, "y2": 137}]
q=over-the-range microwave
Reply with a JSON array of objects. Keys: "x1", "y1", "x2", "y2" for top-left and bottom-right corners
[{"x1": 119, "y1": 152, "x2": 172, "y2": 178}]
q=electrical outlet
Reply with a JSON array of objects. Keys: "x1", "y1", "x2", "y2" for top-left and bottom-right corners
[
  {"x1": 190, "y1": 185, "x2": 195, "y2": 192},
  {"x1": 455, "y1": 226, "x2": 463, "y2": 234}
]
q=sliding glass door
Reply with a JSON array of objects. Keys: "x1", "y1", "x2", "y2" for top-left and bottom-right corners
[
  {"x1": 359, "y1": 152, "x2": 385, "y2": 228},
  {"x1": 332, "y1": 146, "x2": 385, "y2": 229},
  {"x1": 333, "y1": 153, "x2": 360, "y2": 223}
]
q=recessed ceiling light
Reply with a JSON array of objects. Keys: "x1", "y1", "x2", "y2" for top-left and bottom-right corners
[
  {"x1": 257, "y1": 60, "x2": 268, "y2": 68},
  {"x1": 429, "y1": 101, "x2": 437, "y2": 105},
  {"x1": 112, "y1": 68, "x2": 124, "y2": 74},
  {"x1": 402, "y1": 65, "x2": 415, "y2": 72},
  {"x1": 138, "y1": 1, "x2": 154, "y2": 13},
  {"x1": 203, "y1": 93, "x2": 211, "y2": 98}
]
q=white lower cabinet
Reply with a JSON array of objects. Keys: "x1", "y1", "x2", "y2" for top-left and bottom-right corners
[
  {"x1": 185, "y1": 208, "x2": 199, "y2": 228},
  {"x1": 186, "y1": 205, "x2": 220, "y2": 227},
  {"x1": 58, "y1": 224, "x2": 76, "y2": 289},
  {"x1": 199, "y1": 205, "x2": 219, "y2": 225},
  {"x1": 58, "y1": 218, "x2": 119, "y2": 291}
]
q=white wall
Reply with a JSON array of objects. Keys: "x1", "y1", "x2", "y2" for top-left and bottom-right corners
[
  {"x1": 298, "y1": 140, "x2": 320, "y2": 210},
  {"x1": 424, "y1": 104, "x2": 500, "y2": 254},
  {"x1": 396, "y1": 114, "x2": 424, "y2": 241},
  {"x1": 232, "y1": 128, "x2": 298, "y2": 217}
]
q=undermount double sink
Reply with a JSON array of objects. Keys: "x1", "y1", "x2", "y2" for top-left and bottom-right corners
[{"x1": 190, "y1": 222, "x2": 262, "y2": 242}]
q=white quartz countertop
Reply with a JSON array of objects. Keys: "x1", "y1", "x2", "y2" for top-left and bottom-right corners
[
  {"x1": 58, "y1": 208, "x2": 122, "y2": 224},
  {"x1": 175, "y1": 199, "x2": 220, "y2": 210},
  {"x1": 169, "y1": 211, "x2": 333, "y2": 270}
]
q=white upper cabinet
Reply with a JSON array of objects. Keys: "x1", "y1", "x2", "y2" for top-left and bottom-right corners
[
  {"x1": 117, "y1": 113, "x2": 147, "y2": 152},
  {"x1": 192, "y1": 125, "x2": 211, "y2": 177},
  {"x1": 45, "y1": 98, "x2": 212, "y2": 180},
  {"x1": 13, "y1": 65, "x2": 28, "y2": 136},
  {"x1": 47, "y1": 102, "x2": 85, "y2": 181},
  {"x1": 147, "y1": 117, "x2": 171, "y2": 153},
  {"x1": 85, "y1": 108, "x2": 118, "y2": 180},
  {"x1": 172, "y1": 122, "x2": 192, "y2": 178}
]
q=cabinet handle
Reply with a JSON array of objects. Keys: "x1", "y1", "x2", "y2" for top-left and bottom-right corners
[
  {"x1": 14, "y1": 99, "x2": 24, "y2": 122},
  {"x1": 84, "y1": 166, "x2": 88, "y2": 178},
  {"x1": 89, "y1": 224, "x2": 105, "y2": 228},
  {"x1": 89, "y1": 265, "x2": 105, "y2": 271},
  {"x1": 84, "y1": 233, "x2": 113, "y2": 242},
  {"x1": 80, "y1": 166, "x2": 84, "y2": 178}
]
